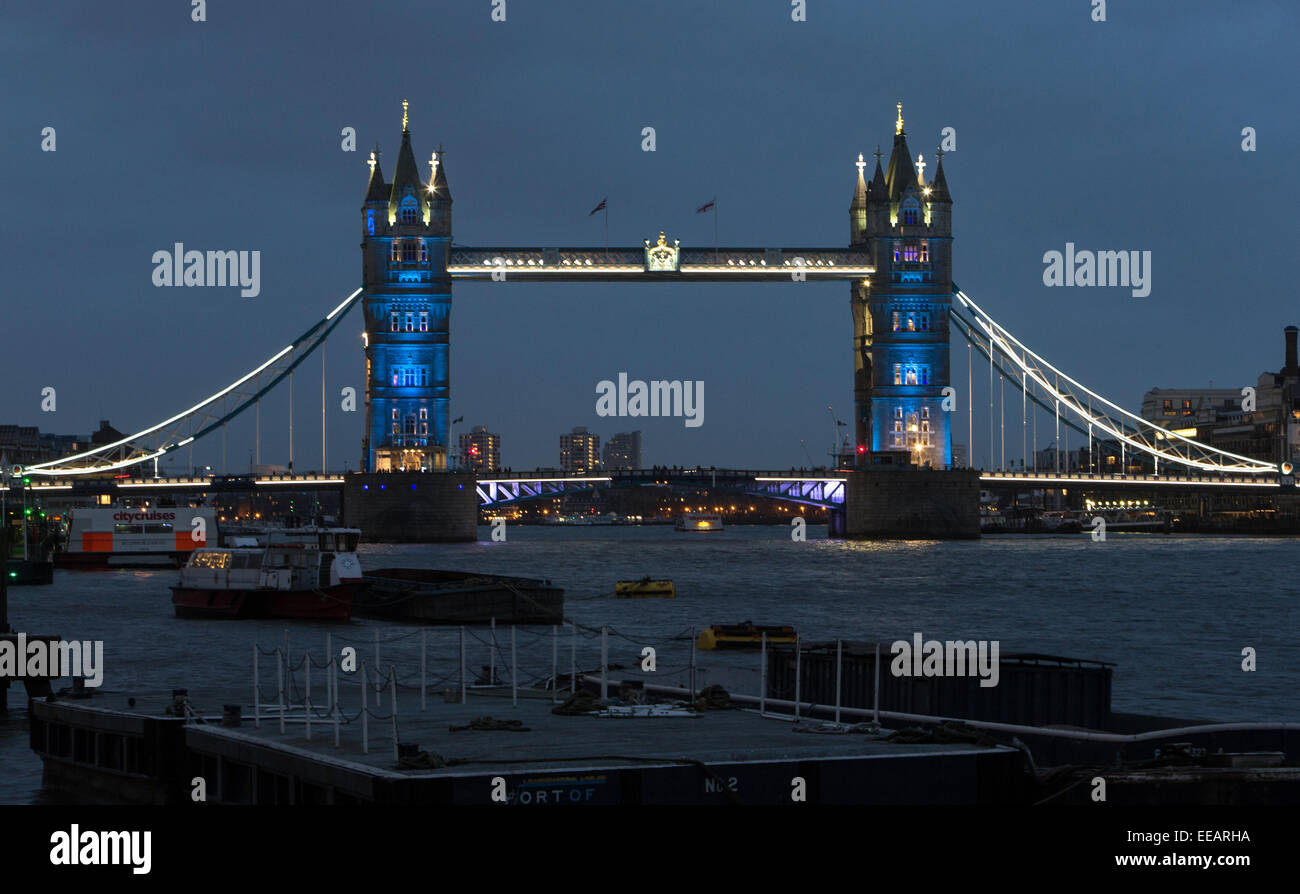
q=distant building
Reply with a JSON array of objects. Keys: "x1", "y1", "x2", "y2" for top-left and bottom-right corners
[
  {"x1": 458, "y1": 425, "x2": 500, "y2": 472},
  {"x1": 602, "y1": 431, "x2": 642, "y2": 470},
  {"x1": 0, "y1": 422, "x2": 104, "y2": 465},
  {"x1": 560, "y1": 426, "x2": 600, "y2": 473},
  {"x1": 1141, "y1": 326, "x2": 1300, "y2": 466},
  {"x1": 951, "y1": 444, "x2": 967, "y2": 469}
]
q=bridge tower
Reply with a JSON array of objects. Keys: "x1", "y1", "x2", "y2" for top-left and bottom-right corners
[
  {"x1": 359, "y1": 102, "x2": 453, "y2": 472},
  {"x1": 850, "y1": 103, "x2": 953, "y2": 469}
]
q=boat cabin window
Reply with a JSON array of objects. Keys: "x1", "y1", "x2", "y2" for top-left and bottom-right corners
[
  {"x1": 229, "y1": 552, "x2": 259, "y2": 570},
  {"x1": 190, "y1": 551, "x2": 231, "y2": 569},
  {"x1": 335, "y1": 533, "x2": 359, "y2": 551}
]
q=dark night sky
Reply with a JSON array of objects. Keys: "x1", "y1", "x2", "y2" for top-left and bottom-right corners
[{"x1": 2, "y1": 0, "x2": 1295, "y2": 472}]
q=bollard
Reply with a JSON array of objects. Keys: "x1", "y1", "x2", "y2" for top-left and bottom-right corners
[
  {"x1": 420, "y1": 629, "x2": 427, "y2": 712},
  {"x1": 570, "y1": 622, "x2": 577, "y2": 697},
  {"x1": 373, "y1": 629, "x2": 381, "y2": 706},
  {"x1": 490, "y1": 617, "x2": 497, "y2": 687},
  {"x1": 331, "y1": 648, "x2": 339, "y2": 748},
  {"x1": 873, "y1": 642, "x2": 881, "y2": 725},
  {"x1": 689, "y1": 627, "x2": 696, "y2": 703},
  {"x1": 511, "y1": 626, "x2": 518, "y2": 708},
  {"x1": 551, "y1": 626, "x2": 558, "y2": 704},
  {"x1": 759, "y1": 632, "x2": 766, "y2": 716}
]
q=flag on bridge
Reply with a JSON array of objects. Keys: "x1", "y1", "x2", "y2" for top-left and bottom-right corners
[
  {"x1": 589, "y1": 198, "x2": 607, "y2": 216},
  {"x1": 452, "y1": 416, "x2": 464, "y2": 425},
  {"x1": 696, "y1": 199, "x2": 715, "y2": 213}
]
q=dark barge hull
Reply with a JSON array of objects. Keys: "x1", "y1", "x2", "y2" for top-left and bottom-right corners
[
  {"x1": 356, "y1": 568, "x2": 563, "y2": 624},
  {"x1": 170, "y1": 584, "x2": 362, "y2": 620}
]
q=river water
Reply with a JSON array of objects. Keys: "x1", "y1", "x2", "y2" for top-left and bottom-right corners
[{"x1": 2, "y1": 526, "x2": 1296, "y2": 803}]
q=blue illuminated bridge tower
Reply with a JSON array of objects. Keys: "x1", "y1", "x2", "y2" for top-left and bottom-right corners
[
  {"x1": 359, "y1": 102, "x2": 452, "y2": 472},
  {"x1": 849, "y1": 103, "x2": 953, "y2": 468}
]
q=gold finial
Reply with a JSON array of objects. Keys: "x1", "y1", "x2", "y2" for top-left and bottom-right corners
[
  {"x1": 402, "y1": 99, "x2": 409, "y2": 132},
  {"x1": 657, "y1": 231, "x2": 667, "y2": 246},
  {"x1": 915, "y1": 153, "x2": 926, "y2": 184},
  {"x1": 896, "y1": 101, "x2": 904, "y2": 135},
  {"x1": 368, "y1": 151, "x2": 376, "y2": 173},
  {"x1": 856, "y1": 152, "x2": 866, "y2": 175}
]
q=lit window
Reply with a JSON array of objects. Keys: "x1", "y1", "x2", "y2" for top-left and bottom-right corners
[
  {"x1": 894, "y1": 407, "x2": 903, "y2": 418},
  {"x1": 367, "y1": 210, "x2": 375, "y2": 236},
  {"x1": 392, "y1": 369, "x2": 400, "y2": 386},
  {"x1": 419, "y1": 408, "x2": 427, "y2": 419},
  {"x1": 920, "y1": 241, "x2": 929, "y2": 263},
  {"x1": 893, "y1": 364, "x2": 902, "y2": 385},
  {"x1": 392, "y1": 422, "x2": 399, "y2": 435},
  {"x1": 405, "y1": 313, "x2": 414, "y2": 332},
  {"x1": 919, "y1": 367, "x2": 929, "y2": 385},
  {"x1": 905, "y1": 368, "x2": 917, "y2": 386},
  {"x1": 892, "y1": 312, "x2": 900, "y2": 331},
  {"x1": 391, "y1": 409, "x2": 398, "y2": 420},
  {"x1": 907, "y1": 314, "x2": 916, "y2": 331},
  {"x1": 893, "y1": 246, "x2": 900, "y2": 263},
  {"x1": 400, "y1": 197, "x2": 419, "y2": 224},
  {"x1": 893, "y1": 420, "x2": 903, "y2": 432},
  {"x1": 390, "y1": 312, "x2": 399, "y2": 332},
  {"x1": 391, "y1": 241, "x2": 400, "y2": 261},
  {"x1": 919, "y1": 313, "x2": 929, "y2": 331},
  {"x1": 420, "y1": 242, "x2": 428, "y2": 263},
  {"x1": 419, "y1": 311, "x2": 429, "y2": 332},
  {"x1": 419, "y1": 367, "x2": 429, "y2": 386},
  {"x1": 402, "y1": 242, "x2": 417, "y2": 262},
  {"x1": 922, "y1": 407, "x2": 930, "y2": 419},
  {"x1": 903, "y1": 244, "x2": 919, "y2": 263},
  {"x1": 420, "y1": 423, "x2": 428, "y2": 435}
]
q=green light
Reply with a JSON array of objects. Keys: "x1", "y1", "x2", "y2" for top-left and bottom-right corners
[
  {"x1": 7, "y1": 572, "x2": 15, "y2": 579},
  {"x1": 22, "y1": 478, "x2": 29, "y2": 485}
]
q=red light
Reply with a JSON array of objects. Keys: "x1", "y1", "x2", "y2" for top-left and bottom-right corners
[{"x1": 857, "y1": 446, "x2": 866, "y2": 454}]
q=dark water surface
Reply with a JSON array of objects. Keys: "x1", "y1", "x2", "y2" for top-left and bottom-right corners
[{"x1": 2, "y1": 526, "x2": 1296, "y2": 803}]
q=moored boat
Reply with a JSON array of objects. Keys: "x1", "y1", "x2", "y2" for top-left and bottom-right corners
[
  {"x1": 170, "y1": 527, "x2": 364, "y2": 620},
  {"x1": 696, "y1": 621, "x2": 797, "y2": 650},
  {"x1": 614, "y1": 577, "x2": 675, "y2": 598},
  {"x1": 675, "y1": 513, "x2": 723, "y2": 532},
  {"x1": 57, "y1": 506, "x2": 218, "y2": 568}
]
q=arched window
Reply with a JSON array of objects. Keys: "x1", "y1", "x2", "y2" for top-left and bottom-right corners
[
  {"x1": 400, "y1": 196, "x2": 420, "y2": 224},
  {"x1": 901, "y1": 198, "x2": 920, "y2": 226}
]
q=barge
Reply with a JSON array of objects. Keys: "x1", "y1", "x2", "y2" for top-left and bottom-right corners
[{"x1": 355, "y1": 568, "x2": 563, "y2": 624}]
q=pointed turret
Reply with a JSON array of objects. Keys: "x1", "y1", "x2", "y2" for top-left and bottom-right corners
[
  {"x1": 884, "y1": 102, "x2": 918, "y2": 201},
  {"x1": 388, "y1": 101, "x2": 427, "y2": 224},
  {"x1": 364, "y1": 149, "x2": 387, "y2": 203},
  {"x1": 868, "y1": 148, "x2": 888, "y2": 201},
  {"x1": 930, "y1": 151, "x2": 952, "y2": 203},
  {"x1": 849, "y1": 153, "x2": 868, "y2": 243}
]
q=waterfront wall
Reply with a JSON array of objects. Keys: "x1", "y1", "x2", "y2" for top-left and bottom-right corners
[
  {"x1": 843, "y1": 468, "x2": 980, "y2": 539},
  {"x1": 342, "y1": 472, "x2": 477, "y2": 543}
]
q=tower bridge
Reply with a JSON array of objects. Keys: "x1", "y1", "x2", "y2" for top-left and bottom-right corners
[{"x1": 18, "y1": 101, "x2": 1297, "y2": 540}]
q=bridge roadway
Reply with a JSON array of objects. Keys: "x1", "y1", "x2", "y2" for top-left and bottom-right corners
[{"x1": 23, "y1": 468, "x2": 1291, "y2": 507}]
